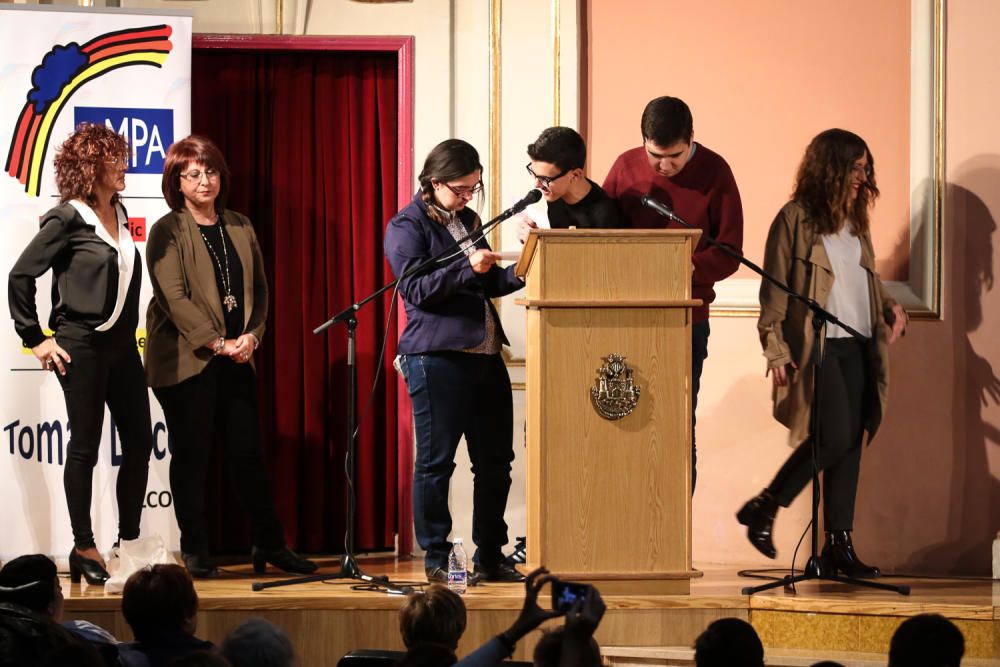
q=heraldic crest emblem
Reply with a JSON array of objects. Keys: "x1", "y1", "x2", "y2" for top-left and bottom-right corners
[{"x1": 590, "y1": 353, "x2": 640, "y2": 420}]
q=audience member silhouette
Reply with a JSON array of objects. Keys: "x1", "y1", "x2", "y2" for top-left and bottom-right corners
[
  {"x1": 693, "y1": 618, "x2": 764, "y2": 667},
  {"x1": 220, "y1": 618, "x2": 297, "y2": 667},
  {"x1": 119, "y1": 564, "x2": 213, "y2": 667},
  {"x1": 888, "y1": 614, "x2": 964, "y2": 667}
]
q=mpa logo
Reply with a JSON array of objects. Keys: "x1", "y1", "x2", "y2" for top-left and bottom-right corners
[
  {"x1": 74, "y1": 107, "x2": 174, "y2": 174},
  {"x1": 4, "y1": 25, "x2": 174, "y2": 197}
]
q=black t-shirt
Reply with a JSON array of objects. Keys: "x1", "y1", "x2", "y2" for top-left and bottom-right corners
[
  {"x1": 547, "y1": 179, "x2": 625, "y2": 229},
  {"x1": 198, "y1": 221, "x2": 245, "y2": 339}
]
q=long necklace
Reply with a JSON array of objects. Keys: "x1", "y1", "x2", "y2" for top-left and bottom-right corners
[{"x1": 200, "y1": 222, "x2": 238, "y2": 313}]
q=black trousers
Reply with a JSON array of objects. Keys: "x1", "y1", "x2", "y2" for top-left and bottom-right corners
[
  {"x1": 153, "y1": 358, "x2": 285, "y2": 555},
  {"x1": 56, "y1": 327, "x2": 153, "y2": 550},
  {"x1": 767, "y1": 337, "x2": 870, "y2": 531}
]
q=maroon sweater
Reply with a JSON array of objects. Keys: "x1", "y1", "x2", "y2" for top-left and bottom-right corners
[{"x1": 603, "y1": 143, "x2": 744, "y2": 323}]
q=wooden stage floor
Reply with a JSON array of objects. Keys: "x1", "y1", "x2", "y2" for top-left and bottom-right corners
[{"x1": 63, "y1": 556, "x2": 999, "y2": 665}]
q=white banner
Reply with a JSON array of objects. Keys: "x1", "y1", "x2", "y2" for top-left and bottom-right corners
[{"x1": 0, "y1": 6, "x2": 191, "y2": 562}]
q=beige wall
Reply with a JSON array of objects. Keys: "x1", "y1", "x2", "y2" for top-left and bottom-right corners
[
  {"x1": 584, "y1": 0, "x2": 999, "y2": 576},
  {"x1": 109, "y1": 0, "x2": 998, "y2": 575}
]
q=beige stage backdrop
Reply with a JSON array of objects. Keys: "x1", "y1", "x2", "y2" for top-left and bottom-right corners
[{"x1": 0, "y1": 5, "x2": 192, "y2": 562}]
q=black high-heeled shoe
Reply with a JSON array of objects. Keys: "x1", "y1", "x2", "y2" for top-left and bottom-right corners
[
  {"x1": 181, "y1": 551, "x2": 220, "y2": 579},
  {"x1": 69, "y1": 548, "x2": 110, "y2": 585},
  {"x1": 820, "y1": 530, "x2": 880, "y2": 578},
  {"x1": 251, "y1": 545, "x2": 317, "y2": 575},
  {"x1": 736, "y1": 489, "x2": 779, "y2": 558}
]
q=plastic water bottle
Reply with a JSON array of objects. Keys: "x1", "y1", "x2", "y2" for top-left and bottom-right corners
[{"x1": 448, "y1": 538, "x2": 468, "y2": 594}]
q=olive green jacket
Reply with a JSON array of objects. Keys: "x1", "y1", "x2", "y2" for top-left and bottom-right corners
[
  {"x1": 758, "y1": 201, "x2": 901, "y2": 447},
  {"x1": 144, "y1": 208, "x2": 268, "y2": 388}
]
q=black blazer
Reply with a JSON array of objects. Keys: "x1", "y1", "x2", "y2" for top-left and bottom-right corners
[{"x1": 8, "y1": 202, "x2": 141, "y2": 346}]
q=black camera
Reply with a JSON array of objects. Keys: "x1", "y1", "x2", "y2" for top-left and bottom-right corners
[{"x1": 551, "y1": 580, "x2": 591, "y2": 613}]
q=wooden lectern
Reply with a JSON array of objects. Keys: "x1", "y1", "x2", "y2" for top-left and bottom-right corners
[{"x1": 514, "y1": 229, "x2": 703, "y2": 595}]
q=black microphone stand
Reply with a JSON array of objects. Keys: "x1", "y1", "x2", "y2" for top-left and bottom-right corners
[
  {"x1": 252, "y1": 192, "x2": 538, "y2": 592},
  {"x1": 641, "y1": 197, "x2": 908, "y2": 597}
]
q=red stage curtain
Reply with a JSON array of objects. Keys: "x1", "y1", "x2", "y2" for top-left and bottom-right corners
[{"x1": 190, "y1": 49, "x2": 400, "y2": 554}]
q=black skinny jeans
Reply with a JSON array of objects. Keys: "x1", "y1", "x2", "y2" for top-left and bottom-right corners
[
  {"x1": 153, "y1": 357, "x2": 284, "y2": 555},
  {"x1": 57, "y1": 326, "x2": 153, "y2": 550},
  {"x1": 767, "y1": 337, "x2": 870, "y2": 531}
]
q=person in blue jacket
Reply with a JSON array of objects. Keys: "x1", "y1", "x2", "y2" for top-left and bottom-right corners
[{"x1": 384, "y1": 139, "x2": 525, "y2": 584}]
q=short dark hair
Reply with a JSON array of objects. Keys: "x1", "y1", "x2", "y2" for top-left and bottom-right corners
[
  {"x1": 532, "y1": 627, "x2": 601, "y2": 667},
  {"x1": 0, "y1": 554, "x2": 58, "y2": 614},
  {"x1": 121, "y1": 564, "x2": 199, "y2": 642},
  {"x1": 398, "y1": 584, "x2": 467, "y2": 649},
  {"x1": 694, "y1": 618, "x2": 764, "y2": 667},
  {"x1": 888, "y1": 614, "x2": 964, "y2": 667},
  {"x1": 527, "y1": 127, "x2": 587, "y2": 172},
  {"x1": 396, "y1": 642, "x2": 457, "y2": 667},
  {"x1": 162, "y1": 135, "x2": 231, "y2": 213},
  {"x1": 640, "y1": 96, "x2": 693, "y2": 147},
  {"x1": 220, "y1": 618, "x2": 295, "y2": 667}
]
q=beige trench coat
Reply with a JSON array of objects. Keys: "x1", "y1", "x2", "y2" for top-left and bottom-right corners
[{"x1": 757, "y1": 201, "x2": 901, "y2": 448}]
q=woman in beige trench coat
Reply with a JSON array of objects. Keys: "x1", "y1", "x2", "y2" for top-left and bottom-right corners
[{"x1": 736, "y1": 129, "x2": 906, "y2": 578}]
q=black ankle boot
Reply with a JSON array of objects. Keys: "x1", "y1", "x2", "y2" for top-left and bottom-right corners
[
  {"x1": 821, "y1": 530, "x2": 880, "y2": 578},
  {"x1": 736, "y1": 490, "x2": 779, "y2": 558},
  {"x1": 68, "y1": 548, "x2": 109, "y2": 585},
  {"x1": 181, "y1": 551, "x2": 220, "y2": 579},
  {"x1": 251, "y1": 546, "x2": 317, "y2": 575}
]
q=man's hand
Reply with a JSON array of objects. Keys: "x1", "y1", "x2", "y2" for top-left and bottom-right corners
[
  {"x1": 887, "y1": 303, "x2": 906, "y2": 343},
  {"x1": 515, "y1": 213, "x2": 538, "y2": 245},
  {"x1": 31, "y1": 337, "x2": 71, "y2": 375}
]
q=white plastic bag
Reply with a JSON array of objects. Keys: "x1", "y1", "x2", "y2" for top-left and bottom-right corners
[{"x1": 104, "y1": 535, "x2": 177, "y2": 595}]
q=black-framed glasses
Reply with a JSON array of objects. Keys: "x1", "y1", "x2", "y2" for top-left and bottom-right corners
[
  {"x1": 526, "y1": 163, "x2": 568, "y2": 188},
  {"x1": 180, "y1": 168, "x2": 220, "y2": 183},
  {"x1": 441, "y1": 180, "x2": 484, "y2": 198}
]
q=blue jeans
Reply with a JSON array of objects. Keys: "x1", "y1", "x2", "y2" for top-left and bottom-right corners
[
  {"x1": 691, "y1": 320, "x2": 710, "y2": 494},
  {"x1": 399, "y1": 352, "x2": 515, "y2": 570}
]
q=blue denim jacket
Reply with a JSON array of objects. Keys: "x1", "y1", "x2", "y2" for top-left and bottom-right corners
[{"x1": 384, "y1": 193, "x2": 524, "y2": 355}]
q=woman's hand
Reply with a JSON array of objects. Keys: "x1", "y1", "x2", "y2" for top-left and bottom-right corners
[
  {"x1": 767, "y1": 361, "x2": 797, "y2": 387},
  {"x1": 31, "y1": 337, "x2": 71, "y2": 375},
  {"x1": 229, "y1": 334, "x2": 258, "y2": 363},
  {"x1": 886, "y1": 303, "x2": 906, "y2": 344},
  {"x1": 469, "y1": 249, "x2": 500, "y2": 274},
  {"x1": 228, "y1": 335, "x2": 255, "y2": 363}
]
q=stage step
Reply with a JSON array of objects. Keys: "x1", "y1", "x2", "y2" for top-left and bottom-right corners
[{"x1": 601, "y1": 646, "x2": 998, "y2": 667}]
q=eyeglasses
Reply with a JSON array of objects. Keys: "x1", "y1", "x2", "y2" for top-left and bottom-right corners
[
  {"x1": 180, "y1": 169, "x2": 220, "y2": 183},
  {"x1": 851, "y1": 164, "x2": 873, "y2": 179},
  {"x1": 104, "y1": 157, "x2": 128, "y2": 168},
  {"x1": 441, "y1": 181, "x2": 484, "y2": 198},
  {"x1": 526, "y1": 163, "x2": 569, "y2": 188}
]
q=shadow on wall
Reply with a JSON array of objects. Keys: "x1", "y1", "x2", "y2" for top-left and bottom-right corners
[{"x1": 870, "y1": 157, "x2": 1000, "y2": 575}]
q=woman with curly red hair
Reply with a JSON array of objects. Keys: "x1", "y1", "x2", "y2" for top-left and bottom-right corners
[
  {"x1": 736, "y1": 129, "x2": 907, "y2": 577},
  {"x1": 9, "y1": 123, "x2": 154, "y2": 585}
]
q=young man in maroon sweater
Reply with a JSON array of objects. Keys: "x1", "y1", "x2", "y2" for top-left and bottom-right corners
[{"x1": 603, "y1": 96, "x2": 744, "y2": 492}]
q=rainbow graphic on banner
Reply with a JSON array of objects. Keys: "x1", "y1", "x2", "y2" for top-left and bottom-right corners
[{"x1": 4, "y1": 25, "x2": 173, "y2": 198}]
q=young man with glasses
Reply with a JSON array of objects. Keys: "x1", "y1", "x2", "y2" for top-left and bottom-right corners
[
  {"x1": 516, "y1": 127, "x2": 624, "y2": 243},
  {"x1": 603, "y1": 96, "x2": 744, "y2": 493}
]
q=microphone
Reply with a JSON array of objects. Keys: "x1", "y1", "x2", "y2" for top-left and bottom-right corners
[
  {"x1": 641, "y1": 195, "x2": 682, "y2": 224},
  {"x1": 499, "y1": 188, "x2": 543, "y2": 222}
]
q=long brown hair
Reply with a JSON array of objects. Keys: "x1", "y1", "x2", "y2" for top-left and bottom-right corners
[
  {"x1": 418, "y1": 139, "x2": 483, "y2": 223},
  {"x1": 792, "y1": 128, "x2": 879, "y2": 236},
  {"x1": 53, "y1": 123, "x2": 130, "y2": 207}
]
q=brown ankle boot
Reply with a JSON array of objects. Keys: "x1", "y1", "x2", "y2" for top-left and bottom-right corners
[{"x1": 736, "y1": 490, "x2": 779, "y2": 558}]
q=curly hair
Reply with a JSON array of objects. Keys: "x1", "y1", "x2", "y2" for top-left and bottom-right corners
[
  {"x1": 793, "y1": 128, "x2": 879, "y2": 236},
  {"x1": 53, "y1": 123, "x2": 130, "y2": 207}
]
